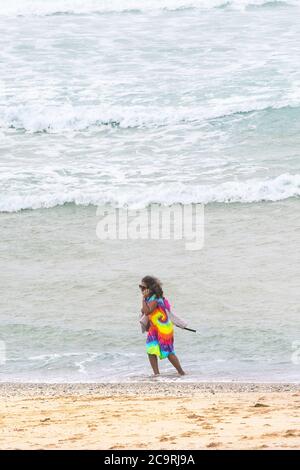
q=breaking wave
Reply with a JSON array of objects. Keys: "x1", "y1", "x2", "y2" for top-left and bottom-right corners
[
  {"x1": 0, "y1": 0, "x2": 295, "y2": 17},
  {"x1": 1, "y1": 173, "x2": 299, "y2": 212},
  {"x1": 1, "y1": 101, "x2": 299, "y2": 133}
]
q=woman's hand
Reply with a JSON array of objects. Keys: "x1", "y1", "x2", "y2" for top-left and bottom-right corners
[{"x1": 142, "y1": 288, "x2": 150, "y2": 298}]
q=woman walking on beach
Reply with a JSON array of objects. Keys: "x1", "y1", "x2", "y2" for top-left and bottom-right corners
[{"x1": 140, "y1": 276, "x2": 185, "y2": 376}]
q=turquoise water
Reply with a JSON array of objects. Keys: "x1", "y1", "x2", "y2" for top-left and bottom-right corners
[
  {"x1": 0, "y1": 201, "x2": 299, "y2": 382},
  {"x1": 0, "y1": 0, "x2": 299, "y2": 382}
]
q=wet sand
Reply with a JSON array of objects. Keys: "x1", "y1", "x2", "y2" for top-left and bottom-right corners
[{"x1": 1, "y1": 382, "x2": 300, "y2": 450}]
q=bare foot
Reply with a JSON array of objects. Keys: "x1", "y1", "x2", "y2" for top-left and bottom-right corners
[{"x1": 150, "y1": 373, "x2": 160, "y2": 378}]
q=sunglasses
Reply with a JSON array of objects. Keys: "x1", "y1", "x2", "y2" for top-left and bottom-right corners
[{"x1": 139, "y1": 285, "x2": 147, "y2": 291}]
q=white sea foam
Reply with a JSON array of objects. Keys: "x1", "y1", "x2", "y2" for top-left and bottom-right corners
[
  {"x1": 0, "y1": 101, "x2": 298, "y2": 132},
  {"x1": 1, "y1": 173, "x2": 299, "y2": 212},
  {"x1": 1, "y1": 0, "x2": 299, "y2": 215},
  {"x1": 0, "y1": 0, "x2": 295, "y2": 16}
]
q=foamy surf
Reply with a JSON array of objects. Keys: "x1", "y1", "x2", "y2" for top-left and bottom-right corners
[
  {"x1": 1, "y1": 101, "x2": 300, "y2": 133},
  {"x1": 1, "y1": 173, "x2": 299, "y2": 212},
  {"x1": 0, "y1": 0, "x2": 296, "y2": 17}
]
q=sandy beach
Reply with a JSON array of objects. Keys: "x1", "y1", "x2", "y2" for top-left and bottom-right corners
[{"x1": 1, "y1": 382, "x2": 299, "y2": 450}]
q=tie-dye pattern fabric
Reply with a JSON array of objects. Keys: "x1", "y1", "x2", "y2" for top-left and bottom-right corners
[{"x1": 146, "y1": 295, "x2": 174, "y2": 359}]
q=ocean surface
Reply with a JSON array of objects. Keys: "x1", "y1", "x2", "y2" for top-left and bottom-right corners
[{"x1": 0, "y1": 0, "x2": 299, "y2": 382}]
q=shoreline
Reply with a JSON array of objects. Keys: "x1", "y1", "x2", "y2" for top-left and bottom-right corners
[
  {"x1": 2, "y1": 382, "x2": 300, "y2": 449},
  {"x1": 1, "y1": 381, "x2": 299, "y2": 397}
]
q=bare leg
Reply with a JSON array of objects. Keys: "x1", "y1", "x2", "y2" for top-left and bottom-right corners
[
  {"x1": 148, "y1": 354, "x2": 160, "y2": 375},
  {"x1": 168, "y1": 353, "x2": 185, "y2": 375}
]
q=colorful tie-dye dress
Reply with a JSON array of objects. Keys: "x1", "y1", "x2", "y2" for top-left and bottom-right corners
[{"x1": 146, "y1": 295, "x2": 175, "y2": 359}]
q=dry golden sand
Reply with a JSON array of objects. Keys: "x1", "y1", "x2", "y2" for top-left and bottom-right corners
[{"x1": 0, "y1": 383, "x2": 299, "y2": 450}]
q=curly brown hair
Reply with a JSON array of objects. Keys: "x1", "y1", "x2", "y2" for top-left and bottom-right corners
[{"x1": 142, "y1": 276, "x2": 164, "y2": 299}]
